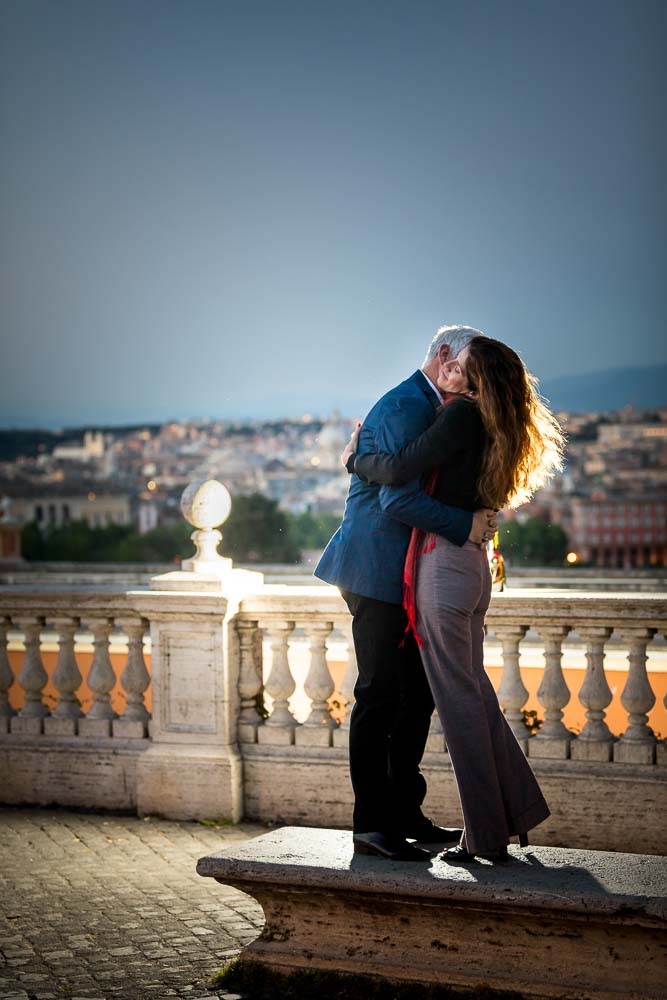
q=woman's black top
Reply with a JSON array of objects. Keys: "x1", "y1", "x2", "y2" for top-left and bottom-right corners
[{"x1": 352, "y1": 396, "x2": 488, "y2": 512}]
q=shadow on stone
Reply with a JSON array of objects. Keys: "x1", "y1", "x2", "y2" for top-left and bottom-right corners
[{"x1": 211, "y1": 957, "x2": 526, "y2": 1000}]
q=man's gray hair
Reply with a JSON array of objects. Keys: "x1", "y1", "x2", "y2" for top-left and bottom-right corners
[{"x1": 424, "y1": 325, "x2": 486, "y2": 365}]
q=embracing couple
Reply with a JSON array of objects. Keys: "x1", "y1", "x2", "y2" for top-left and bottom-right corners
[{"x1": 315, "y1": 325, "x2": 564, "y2": 864}]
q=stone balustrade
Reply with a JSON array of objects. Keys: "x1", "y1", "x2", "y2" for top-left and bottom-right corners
[
  {"x1": 1, "y1": 579, "x2": 665, "y2": 853},
  {"x1": 0, "y1": 594, "x2": 151, "y2": 740},
  {"x1": 235, "y1": 587, "x2": 667, "y2": 765}
]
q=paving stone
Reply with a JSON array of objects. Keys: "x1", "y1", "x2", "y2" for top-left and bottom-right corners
[{"x1": 0, "y1": 807, "x2": 265, "y2": 1000}]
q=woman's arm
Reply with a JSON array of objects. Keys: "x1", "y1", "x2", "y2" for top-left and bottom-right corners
[{"x1": 352, "y1": 398, "x2": 479, "y2": 486}]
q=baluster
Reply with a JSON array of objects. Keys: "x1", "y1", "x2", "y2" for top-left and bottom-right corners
[
  {"x1": 495, "y1": 625, "x2": 529, "y2": 747},
  {"x1": 12, "y1": 617, "x2": 49, "y2": 734},
  {"x1": 296, "y1": 621, "x2": 337, "y2": 747},
  {"x1": 43, "y1": 617, "x2": 83, "y2": 736},
  {"x1": 658, "y1": 652, "x2": 667, "y2": 766},
  {"x1": 425, "y1": 710, "x2": 446, "y2": 754},
  {"x1": 614, "y1": 627, "x2": 657, "y2": 765},
  {"x1": 79, "y1": 617, "x2": 117, "y2": 738},
  {"x1": 529, "y1": 625, "x2": 573, "y2": 758},
  {"x1": 0, "y1": 616, "x2": 16, "y2": 732},
  {"x1": 113, "y1": 618, "x2": 151, "y2": 739},
  {"x1": 257, "y1": 620, "x2": 297, "y2": 745},
  {"x1": 333, "y1": 621, "x2": 358, "y2": 749},
  {"x1": 237, "y1": 619, "x2": 263, "y2": 743},
  {"x1": 571, "y1": 627, "x2": 614, "y2": 761}
]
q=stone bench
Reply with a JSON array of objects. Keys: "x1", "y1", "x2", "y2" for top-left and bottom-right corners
[{"x1": 197, "y1": 826, "x2": 667, "y2": 999}]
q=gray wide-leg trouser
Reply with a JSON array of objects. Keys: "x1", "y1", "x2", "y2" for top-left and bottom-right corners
[{"x1": 415, "y1": 536, "x2": 550, "y2": 854}]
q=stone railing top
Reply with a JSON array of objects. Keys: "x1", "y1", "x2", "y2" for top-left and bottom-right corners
[
  {"x1": 0, "y1": 585, "x2": 231, "y2": 619},
  {"x1": 1, "y1": 580, "x2": 665, "y2": 628},
  {"x1": 237, "y1": 585, "x2": 667, "y2": 628},
  {"x1": 196, "y1": 826, "x2": 667, "y2": 923}
]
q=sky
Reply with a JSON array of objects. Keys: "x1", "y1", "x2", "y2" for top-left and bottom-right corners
[{"x1": 1, "y1": 0, "x2": 665, "y2": 428}]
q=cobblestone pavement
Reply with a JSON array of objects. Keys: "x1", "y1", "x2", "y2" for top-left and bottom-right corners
[{"x1": 0, "y1": 807, "x2": 266, "y2": 1000}]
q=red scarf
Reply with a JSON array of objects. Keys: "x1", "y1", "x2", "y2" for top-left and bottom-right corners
[{"x1": 402, "y1": 392, "x2": 462, "y2": 647}]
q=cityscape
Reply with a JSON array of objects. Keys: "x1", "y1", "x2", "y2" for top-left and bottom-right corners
[{"x1": 0, "y1": 397, "x2": 665, "y2": 569}]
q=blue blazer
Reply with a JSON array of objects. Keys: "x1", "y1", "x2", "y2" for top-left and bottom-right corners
[{"x1": 314, "y1": 370, "x2": 473, "y2": 604}]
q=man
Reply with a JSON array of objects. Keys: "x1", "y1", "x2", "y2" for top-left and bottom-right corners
[{"x1": 315, "y1": 325, "x2": 497, "y2": 861}]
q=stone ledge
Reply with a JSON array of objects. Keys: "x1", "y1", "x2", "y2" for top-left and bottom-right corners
[
  {"x1": 239, "y1": 742, "x2": 667, "y2": 780},
  {"x1": 197, "y1": 827, "x2": 667, "y2": 999}
]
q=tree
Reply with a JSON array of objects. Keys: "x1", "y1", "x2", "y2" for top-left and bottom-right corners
[
  {"x1": 21, "y1": 519, "x2": 191, "y2": 564},
  {"x1": 220, "y1": 494, "x2": 300, "y2": 563},
  {"x1": 288, "y1": 510, "x2": 340, "y2": 550},
  {"x1": 498, "y1": 516, "x2": 568, "y2": 567},
  {"x1": 20, "y1": 521, "x2": 46, "y2": 560},
  {"x1": 113, "y1": 523, "x2": 192, "y2": 563},
  {"x1": 20, "y1": 495, "x2": 313, "y2": 565}
]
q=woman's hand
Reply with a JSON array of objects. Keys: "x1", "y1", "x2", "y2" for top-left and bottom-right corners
[{"x1": 341, "y1": 421, "x2": 362, "y2": 468}]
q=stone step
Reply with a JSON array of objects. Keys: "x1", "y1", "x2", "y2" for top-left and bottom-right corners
[{"x1": 197, "y1": 826, "x2": 667, "y2": 1000}]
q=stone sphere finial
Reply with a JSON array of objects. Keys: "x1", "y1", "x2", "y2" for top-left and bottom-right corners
[
  {"x1": 180, "y1": 479, "x2": 232, "y2": 573},
  {"x1": 181, "y1": 479, "x2": 232, "y2": 530}
]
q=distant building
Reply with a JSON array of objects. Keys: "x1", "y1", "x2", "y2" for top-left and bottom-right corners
[
  {"x1": 0, "y1": 498, "x2": 23, "y2": 562},
  {"x1": 52, "y1": 430, "x2": 106, "y2": 462},
  {"x1": 137, "y1": 501, "x2": 159, "y2": 535},
  {"x1": 570, "y1": 496, "x2": 667, "y2": 568},
  {"x1": 315, "y1": 413, "x2": 350, "y2": 471},
  {"x1": 9, "y1": 489, "x2": 131, "y2": 531}
]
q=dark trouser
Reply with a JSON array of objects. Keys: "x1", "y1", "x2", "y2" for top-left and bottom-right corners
[{"x1": 341, "y1": 589, "x2": 435, "y2": 834}]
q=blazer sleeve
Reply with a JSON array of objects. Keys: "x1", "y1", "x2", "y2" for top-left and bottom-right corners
[
  {"x1": 365, "y1": 394, "x2": 473, "y2": 545},
  {"x1": 354, "y1": 399, "x2": 476, "y2": 486}
]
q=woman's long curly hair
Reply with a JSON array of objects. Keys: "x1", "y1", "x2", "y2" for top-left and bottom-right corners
[{"x1": 465, "y1": 336, "x2": 565, "y2": 509}]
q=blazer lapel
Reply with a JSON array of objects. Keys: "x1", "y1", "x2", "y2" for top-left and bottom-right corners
[{"x1": 413, "y1": 369, "x2": 441, "y2": 411}]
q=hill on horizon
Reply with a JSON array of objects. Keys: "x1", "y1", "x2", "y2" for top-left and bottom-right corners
[
  {"x1": 539, "y1": 364, "x2": 667, "y2": 413},
  {"x1": 0, "y1": 364, "x2": 665, "y2": 434}
]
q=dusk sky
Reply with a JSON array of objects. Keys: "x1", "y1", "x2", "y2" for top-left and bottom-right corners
[{"x1": 1, "y1": 0, "x2": 665, "y2": 428}]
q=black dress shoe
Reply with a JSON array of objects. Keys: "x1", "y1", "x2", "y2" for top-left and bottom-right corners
[
  {"x1": 404, "y1": 818, "x2": 463, "y2": 844},
  {"x1": 353, "y1": 832, "x2": 431, "y2": 862}
]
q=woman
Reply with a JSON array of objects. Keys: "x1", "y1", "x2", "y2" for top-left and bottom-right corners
[{"x1": 344, "y1": 336, "x2": 564, "y2": 862}]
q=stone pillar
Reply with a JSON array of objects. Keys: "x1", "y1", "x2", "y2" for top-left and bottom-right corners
[
  {"x1": 529, "y1": 626, "x2": 573, "y2": 759},
  {"x1": 257, "y1": 621, "x2": 298, "y2": 746},
  {"x1": 133, "y1": 479, "x2": 263, "y2": 821},
  {"x1": 333, "y1": 621, "x2": 357, "y2": 749},
  {"x1": 237, "y1": 619, "x2": 263, "y2": 744},
  {"x1": 132, "y1": 588, "x2": 239, "y2": 820},
  {"x1": 614, "y1": 627, "x2": 657, "y2": 765},
  {"x1": 0, "y1": 616, "x2": 16, "y2": 733},
  {"x1": 295, "y1": 621, "x2": 337, "y2": 747},
  {"x1": 571, "y1": 627, "x2": 614, "y2": 762},
  {"x1": 113, "y1": 617, "x2": 151, "y2": 738},
  {"x1": 82, "y1": 617, "x2": 117, "y2": 737},
  {"x1": 495, "y1": 625, "x2": 529, "y2": 749},
  {"x1": 658, "y1": 657, "x2": 667, "y2": 768},
  {"x1": 425, "y1": 710, "x2": 446, "y2": 754},
  {"x1": 43, "y1": 617, "x2": 83, "y2": 736},
  {"x1": 12, "y1": 617, "x2": 49, "y2": 735}
]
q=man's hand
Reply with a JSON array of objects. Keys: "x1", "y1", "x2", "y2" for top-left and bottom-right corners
[
  {"x1": 469, "y1": 508, "x2": 497, "y2": 545},
  {"x1": 341, "y1": 421, "x2": 362, "y2": 468}
]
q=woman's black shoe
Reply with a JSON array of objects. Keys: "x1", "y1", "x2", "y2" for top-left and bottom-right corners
[
  {"x1": 440, "y1": 843, "x2": 509, "y2": 864},
  {"x1": 353, "y1": 832, "x2": 431, "y2": 862}
]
